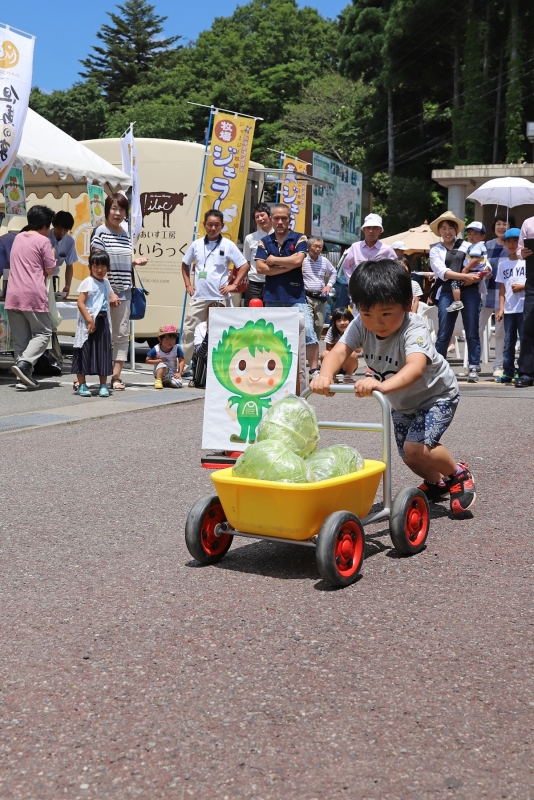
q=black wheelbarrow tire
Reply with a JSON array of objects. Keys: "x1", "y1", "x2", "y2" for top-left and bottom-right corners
[
  {"x1": 315, "y1": 511, "x2": 365, "y2": 587},
  {"x1": 389, "y1": 487, "x2": 430, "y2": 555},
  {"x1": 185, "y1": 494, "x2": 233, "y2": 564}
]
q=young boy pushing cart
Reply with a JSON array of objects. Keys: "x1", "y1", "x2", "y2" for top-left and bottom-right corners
[{"x1": 311, "y1": 260, "x2": 476, "y2": 517}]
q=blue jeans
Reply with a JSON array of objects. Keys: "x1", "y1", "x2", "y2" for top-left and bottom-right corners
[
  {"x1": 503, "y1": 312, "x2": 524, "y2": 377},
  {"x1": 435, "y1": 289, "x2": 481, "y2": 368},
  {"x1": 263, "y1": 301, "x2": 318, "y2": 345}
]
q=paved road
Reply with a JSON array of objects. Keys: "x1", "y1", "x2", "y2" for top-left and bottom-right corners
[{"x1": 1, "y1": 388, "x2": 533, "y2": 799}]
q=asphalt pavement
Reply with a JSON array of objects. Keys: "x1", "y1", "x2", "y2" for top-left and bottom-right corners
[{"x1": 1, "y1": 363, "x2": 533, "y2": 799}]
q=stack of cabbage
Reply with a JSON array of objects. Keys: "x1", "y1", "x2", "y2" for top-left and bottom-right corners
[{"x1": 233, "y1": 395, "x2": 364, "y2": 483}]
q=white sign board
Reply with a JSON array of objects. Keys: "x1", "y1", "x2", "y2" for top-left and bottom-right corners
[{"x1": 202, "y1": 307, "x2": 299, "y2": 451}]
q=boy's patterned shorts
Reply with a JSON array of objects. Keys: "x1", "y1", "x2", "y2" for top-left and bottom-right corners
[{"x1": 392, "y1": 394, "x2": 460, "y2": 458}]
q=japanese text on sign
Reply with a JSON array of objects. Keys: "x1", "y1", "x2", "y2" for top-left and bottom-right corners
[{"x1": 200, "y1": 112, "x2": 255, "y2": 243}]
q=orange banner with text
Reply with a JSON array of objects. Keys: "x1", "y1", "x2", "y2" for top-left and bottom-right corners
[
  {"x1": 280, "y1": 156, "x2": 307, "y2": 233},
  {"x1": 200, "y1": 112, "x2": 255, "y2": 242}
]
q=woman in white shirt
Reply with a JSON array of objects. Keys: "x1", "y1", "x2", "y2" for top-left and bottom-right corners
[{"x1": 429, "y1": 212, "x2": 483, "y2": 382}]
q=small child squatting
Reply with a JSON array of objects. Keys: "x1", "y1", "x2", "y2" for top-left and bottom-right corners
[
  {"x1": 311, "y1": 259, "x2": 476, "y2": 516},
  {"x1": 146, "y1": 325, "x2": 185, "y2": 389}
]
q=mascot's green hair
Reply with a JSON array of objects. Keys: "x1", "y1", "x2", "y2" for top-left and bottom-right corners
[{"x1": 212, "y1": 318, "x2": 292, "y2": 394}]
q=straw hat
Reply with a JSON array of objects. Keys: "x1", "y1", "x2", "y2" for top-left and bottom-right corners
[{"x1": 429, "y1": 211, "x2": 465, "y2": 236}]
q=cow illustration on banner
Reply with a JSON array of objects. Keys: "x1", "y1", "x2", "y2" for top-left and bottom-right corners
[{"x1": 200, "y1": 113, "x2": 255, "y2": 242}]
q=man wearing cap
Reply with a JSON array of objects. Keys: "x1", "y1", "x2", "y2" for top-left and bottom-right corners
[
  {"x1": 512, "y1": 214, "x2": 534, "y2": 386},
  {"x1": 342, "y1": 213, "x2": 397, "y2": 283},
  {"x1": 391, "y1": 240, "x2": 407, "y2": 259}
]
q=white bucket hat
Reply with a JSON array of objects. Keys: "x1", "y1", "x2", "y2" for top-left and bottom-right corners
[
  {"x1": 362, "y1": 213, "x2": 384, "y2": 232},
  {"x1": 391, "y1": 240, "x2": 407, "y2": 250}
]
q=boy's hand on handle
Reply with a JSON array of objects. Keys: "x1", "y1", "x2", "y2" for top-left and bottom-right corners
[
  {"x1": 87, "y1": 320, "x2": 96, "y2": 334},
  {"x1": 310, "y1": 375, "x2": 335, "y2": 396},
  {"x1": 354, "y1": 377, "x2": 382, "y2": 398}
]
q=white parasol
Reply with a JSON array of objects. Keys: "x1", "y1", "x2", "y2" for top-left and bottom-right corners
[{"x1": 466, "y1": 176, "x2": 534, "y2": 208}]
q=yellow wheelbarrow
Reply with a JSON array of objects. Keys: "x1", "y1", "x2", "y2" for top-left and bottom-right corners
[{"x1": 185, "y1": 387, "x2": 430, "y2": 587}]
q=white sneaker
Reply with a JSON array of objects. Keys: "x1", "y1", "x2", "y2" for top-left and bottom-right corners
[
  {"x1": 493, "y1": 368, "x2": 504, "y2": 378},
  {"x1": 446, "y1": 300, "x2": 464, "y2": 312},
  {"x1": 467, "y1": 369, "x2": 478, "y2": 382}
]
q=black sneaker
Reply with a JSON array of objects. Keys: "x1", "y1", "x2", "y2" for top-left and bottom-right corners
[
  {"x1": 418, "y1": 479, "x2": 449, "y2": 502},
  {"x1": 514, "y1": 375, "x2": 533, "y2": 388},
  {"x1": 447, "y1": 463, "x2": 476, "y2": 515},
  {"x1": 11, "y1": 360, "x2": 38, "y2": 389}
]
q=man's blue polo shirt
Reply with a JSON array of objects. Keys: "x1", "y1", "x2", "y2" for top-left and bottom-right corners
[{"x1": 256, "y1": 230, "x2": 308, "y2": 305}]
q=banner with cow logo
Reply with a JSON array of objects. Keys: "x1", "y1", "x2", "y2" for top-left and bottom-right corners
[
  {"x1": 278, "y1": 154, "x2": 308, "y2": 233},
  {"x1": 120, "y1": 123, "x2": 142, "y2": 246},
  {"x1": 199, "y1": 112, "x2": 255, "y2": 243},
  {"x1": 0, "y1": 25, "x2": 35, "y2": 192}
]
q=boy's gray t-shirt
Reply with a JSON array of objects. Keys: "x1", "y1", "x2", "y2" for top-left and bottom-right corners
[{"x1": 340, "y1": 312, "x2": 459, "y2": 414}]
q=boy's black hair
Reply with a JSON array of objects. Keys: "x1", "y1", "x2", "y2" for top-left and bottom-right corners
[
  {"x1": 26, "y1": 205, "x2": 55, "y2": 231},
  {"x1": 88, "y1": 250, "x2": 110, "y2": 268},
  {"x1": 52, "y1": 211, "x2": 74, "y2": 230},
  {"x1": 349, "y1": 259, "x2": 413, "y2": 311}
]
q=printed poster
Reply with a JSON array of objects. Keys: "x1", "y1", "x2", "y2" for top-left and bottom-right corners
[
  {"x1": 200, "y1": 112, "x2": 255, "y2": 242},
  {"x1": 279, "y1": 155, "x2": 307, "y2": 233},
  {"x1": 0, "y1": 25, "x2": 35, "y2": 191},
  {"x1": 88, "y1": 184, "x2": 105, "y2": 228},
  {"x1": 0, "y1": 303, "x2": 12, "y2": 349},
  {"x1": 202, "y1": 307, "x2": 299, "y2": 451},
  {"x1": 3, "y1": 165, "x2": 25, "y2": 215}
]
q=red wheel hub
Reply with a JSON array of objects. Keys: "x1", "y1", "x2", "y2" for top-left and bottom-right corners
[
  {"x1": 405, "y1": 497, "x2": 429, "y2": 546},
  {"x1": 334, "y1": 521, "x2": 363, "y2": 578},
  {"x1": 200, "y1": 504, "x2": 230, "y2": 556}
]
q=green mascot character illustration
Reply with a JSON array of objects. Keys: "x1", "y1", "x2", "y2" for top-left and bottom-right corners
[{"x1": 212, "y1": 319, "x2": 293, "y2": 444}]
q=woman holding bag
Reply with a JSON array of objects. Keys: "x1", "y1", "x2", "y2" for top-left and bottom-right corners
[{"x1": 90, "y1": 193, "x2": 148, "y2": 390}]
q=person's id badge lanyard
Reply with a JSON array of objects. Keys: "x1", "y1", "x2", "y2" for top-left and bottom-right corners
[{"x1": 198, "y1": 241, "x2": 225, "y2": 280}]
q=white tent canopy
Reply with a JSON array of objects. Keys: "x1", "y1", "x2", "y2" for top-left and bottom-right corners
[{"x1": 5, "y1": 108, "x2": 132, "y2": 199}]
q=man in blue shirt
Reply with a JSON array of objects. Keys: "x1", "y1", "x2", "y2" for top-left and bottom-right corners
[
  {"x1": 256, "y1": 203, "x2": 318, "y2": 390},
  {"x1": 47, "y1": 211, "x2": 77, "y2": 295}
]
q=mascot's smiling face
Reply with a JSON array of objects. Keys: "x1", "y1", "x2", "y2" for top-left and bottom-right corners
[{"x1": 229, "y1": 348, "x2": 285, "y2": 395}]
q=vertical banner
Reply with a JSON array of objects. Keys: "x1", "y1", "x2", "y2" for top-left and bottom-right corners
[
  {"x1": 120, "y1": 124, "x2": 142, "y2": 246},
  {"x1": 3, "y1": 165, "x2": 26, "y2": 216},
  {"x1": 280, "y1": 155, "x2": 308, "y2": 232},
  {"x1": 88, "y1": 184, "x2": 105, "y2": 228},
  {"x1": 200, "y1": 112, "x2": 255, "y2": 242},
  {"x1": 0, "y1": 25, "x2": 35, "y2": 191},
  {"x1": 202, "y1": 307, "x2": 299, "y2": 451}
]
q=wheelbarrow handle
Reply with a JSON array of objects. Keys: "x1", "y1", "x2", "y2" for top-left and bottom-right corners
[{"x1": 301, "y1": 387, "x2": 392, "y2": 514}]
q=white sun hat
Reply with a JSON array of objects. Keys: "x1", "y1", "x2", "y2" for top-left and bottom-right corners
[
  {"x1": 391, "y1": 240, "x2": 407, "y2": 250},
  {"x1": 361, "y1": 213, "x2": 384, "y2": 231}
]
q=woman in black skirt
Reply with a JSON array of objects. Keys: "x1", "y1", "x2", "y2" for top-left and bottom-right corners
[{"x1": 72, "y1": 252, "x2": 119, "y2": 397}]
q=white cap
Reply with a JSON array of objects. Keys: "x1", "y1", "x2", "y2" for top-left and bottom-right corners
[
  {"x1": 391, "y1": 240, "x2": 407, "y2": 250},
  {"x1": 362, "y1": 213, "x2": 383, "y2": 231}
]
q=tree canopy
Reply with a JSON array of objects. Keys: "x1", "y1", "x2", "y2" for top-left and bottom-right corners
[{"x1": 29, "y1": 0, "x2": 534, "y2": 234}]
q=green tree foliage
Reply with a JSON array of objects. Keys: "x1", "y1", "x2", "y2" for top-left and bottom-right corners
[
  {"x1": 79, "y1": 0, "x2": 180, "y2": 108},
  {"x1": 28, "y1": 0, "x2": 534, "y2": 233}
]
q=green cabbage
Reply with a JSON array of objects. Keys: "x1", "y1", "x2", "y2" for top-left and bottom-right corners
[
  {"x1": 256, "y1": 395, "x2": 319, "y2": 458},
  {"x1": 233, "y1": 440, "x2": 312, "y2": 483},
  {"x1": 306, "y1": 444, "x2": 365, "y2": 482}
]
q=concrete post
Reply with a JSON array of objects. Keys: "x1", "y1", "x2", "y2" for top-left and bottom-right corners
[{"x1": 447, "y1": 185, "x2": 466, "y2": 233}]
